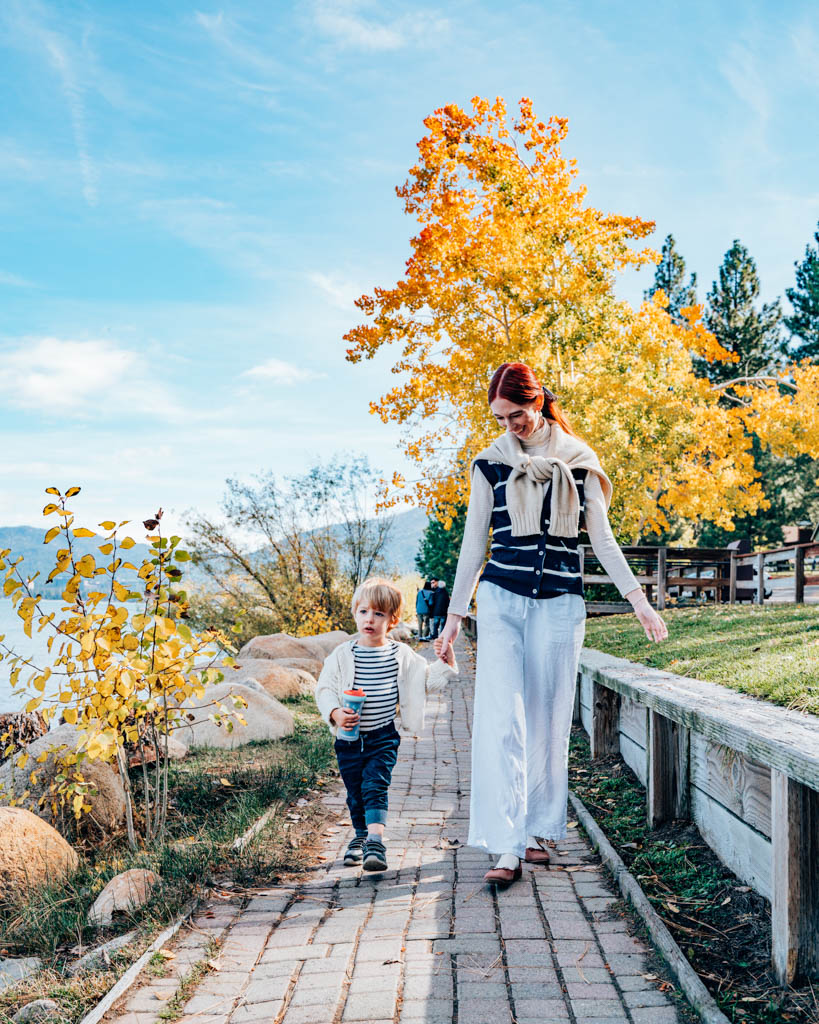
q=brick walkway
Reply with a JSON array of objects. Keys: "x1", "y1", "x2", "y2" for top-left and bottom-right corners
[{"x1": 109, "y1": 637, "x2": 683, "y2": 1024}]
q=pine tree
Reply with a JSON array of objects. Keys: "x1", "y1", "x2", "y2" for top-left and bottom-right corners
[
  {"x1": 415, "y1": 507, "x2": 467, "y2": 588},
  {"x1": 701, "y1": 239, "x2": 786, "y2": 387},
  {"x1": 785, "y1": 222, "x2": 819, "y2": 362},
  {"x1": 643, "y1": 234, "x2": 697, "y2": 323}
]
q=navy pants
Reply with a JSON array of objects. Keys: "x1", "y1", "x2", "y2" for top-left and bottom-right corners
[{"x1": 335, "y1": 721, "x2": 401, "y2": 832}]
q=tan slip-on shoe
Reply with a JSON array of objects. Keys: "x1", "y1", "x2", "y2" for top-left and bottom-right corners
[
  {"x1": 524, "y1": 846, "x2": 551, "y2": 865},
  {"x1": 483, "y1": 863, "x2": 522, "y2": 885}
]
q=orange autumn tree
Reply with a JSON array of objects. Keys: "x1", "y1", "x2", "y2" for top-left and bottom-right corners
[{"x1": 345, "y1": 96, "x2": 819, "y2": 540}]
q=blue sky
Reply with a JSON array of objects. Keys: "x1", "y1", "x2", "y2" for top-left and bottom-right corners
[{"x1": 1, "y1": 0, "x2": 818, "y2": 532}]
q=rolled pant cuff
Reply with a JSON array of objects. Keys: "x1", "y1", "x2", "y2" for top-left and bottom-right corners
[{"x1": 365, "y1": 808, "x2": 388, "y2": 825}]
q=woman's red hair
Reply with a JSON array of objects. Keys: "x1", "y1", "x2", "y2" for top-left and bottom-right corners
[{"x1": 487, "y1": 362, "x2": 578, "y2": 437}]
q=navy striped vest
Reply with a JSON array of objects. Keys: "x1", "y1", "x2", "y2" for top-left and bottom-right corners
[{"x1": 475, "y1": 459, "x2": 586, "y2": 599}]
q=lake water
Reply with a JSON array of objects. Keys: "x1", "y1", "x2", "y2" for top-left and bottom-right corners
[{"x1": 0, "y1": 598, "x2": 67, "y2": 711}]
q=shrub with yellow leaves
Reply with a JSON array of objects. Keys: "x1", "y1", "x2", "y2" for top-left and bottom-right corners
[{"x1": 0, "y1": 487, "x2": 241, "y2": 849}]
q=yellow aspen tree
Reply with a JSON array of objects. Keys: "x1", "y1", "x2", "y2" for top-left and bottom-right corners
[{"x1": 345, "y1": 96, "x2": 819, "y2": 539}]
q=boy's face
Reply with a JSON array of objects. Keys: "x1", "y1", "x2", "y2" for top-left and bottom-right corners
[{"x1": 354, "y1": 602, "x2": 397, "y2": 646}]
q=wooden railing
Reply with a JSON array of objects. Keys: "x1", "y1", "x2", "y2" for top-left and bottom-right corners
[
  {"x1": 575, "y1": 650, "x2": 819, "y2": 987},
  {"x1": 582, "y1": 541, "x2": 819, "y2": 612}
]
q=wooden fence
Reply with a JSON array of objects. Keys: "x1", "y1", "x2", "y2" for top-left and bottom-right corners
[
  {"x1": 460, "y1": 617, "x2": 819, "y2": 985},
  {"x1": 582, "y1": 541, "x2": 819, "y2": 614}
]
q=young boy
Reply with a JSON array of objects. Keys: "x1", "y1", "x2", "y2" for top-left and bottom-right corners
[{"x1": 316, "y1": 577, "x2": 457, "y2": 871}]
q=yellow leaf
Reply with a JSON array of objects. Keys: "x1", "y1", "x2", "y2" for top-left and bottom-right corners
[
  {"x1": 112, "y1": 580, "x2": 130, "y2": 602},
  {"x1": 42, "y1": 503, "x2": 58, "y2": 516},
  {"x1": 120, "y1": 537, "x2": 136, "y2": 550},
  {"x1": 63, "y1": 708, "x2": 78, "y2": 725},
  {"x1": 98, "y1": 520, "x2": 116, "y2": 530},
  {"x1": 45, "y1": 487, "x2": 61, "y2": 496},
  {"x1": 219, "y1": 778, "x2": 232, "y2": 786},
  {"x1": 73, "y1": 528, "x2": 96, "y2": 539},
  {"x1": 44, "y1": 527, "x2": 61, "y2": 544},
  {"x1": 65, "y1": 486, "x2": 81, "y2": 497},
  {"x1": 98, "y1": 543, "x2": 114, "y2": 555}
]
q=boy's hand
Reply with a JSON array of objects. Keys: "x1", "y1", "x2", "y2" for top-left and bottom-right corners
[
  {"x1": 330, "y1": 707, "x2": 360, "y2": 729},
  {"x1": 434, "y1": 636, "x2": 455, "y2": 667}
]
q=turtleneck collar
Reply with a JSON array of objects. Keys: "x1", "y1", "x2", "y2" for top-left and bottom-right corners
[{"x1": 520, "y1": 418, "x2": 551, "y2": 450}]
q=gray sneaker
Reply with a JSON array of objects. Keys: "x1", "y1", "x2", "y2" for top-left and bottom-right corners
[
  {"x1": 363, "y1": 837, "x2": 388, "y2": 872},
  {"x1": 343, "y1": 836, "x2": 367, "y2": 866}
]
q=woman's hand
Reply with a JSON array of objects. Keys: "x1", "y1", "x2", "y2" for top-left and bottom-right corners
[
  {"x1": 627, "y1": 590, "x2": 668, "y2": 642},
  {"x1": 435, "y1": 613, "x2": 462, "y2": 663},
  {"x1": 330, "y1": 707, "x2": 359, "y2": 730}
]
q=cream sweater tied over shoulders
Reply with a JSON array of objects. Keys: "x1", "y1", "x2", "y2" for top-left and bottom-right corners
[{"x1": 449, "y1": 421, "x2": 640, "y2": 617}]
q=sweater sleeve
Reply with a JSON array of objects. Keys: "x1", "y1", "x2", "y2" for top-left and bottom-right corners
[
  {"x1": 449, "y1": 467, "x2": 494, "y2": 617},
  {"x1": 584, "y1": 474, "x2": 641, "y2": 598}
]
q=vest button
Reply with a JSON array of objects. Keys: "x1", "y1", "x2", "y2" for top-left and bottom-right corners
[
  {"x1": 536, "y1": 570, "x2": 541, "y2": 574},
  {"x1": 532, "y1": 588, "x2": 537, "y2": 594}
]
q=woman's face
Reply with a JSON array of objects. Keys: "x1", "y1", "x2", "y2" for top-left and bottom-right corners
[{"x1": 490, "y1": 396, "x2": 543, "y2": 440}]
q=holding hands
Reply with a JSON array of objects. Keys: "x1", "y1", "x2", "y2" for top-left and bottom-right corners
[
  {"x1": 434, "y1": 614, "x2": 461, "y2": 665},
  {"x1": 628, "y1": 590, "x2": 668, "y2": 642}
]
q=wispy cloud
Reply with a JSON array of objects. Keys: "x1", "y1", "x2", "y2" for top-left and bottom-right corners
[
  {"x1": 0, "y1": 337, "x2": 172, "y2": 417},
  {"x1": 307, "y1": 271, "x2": 364, "y2": 310},
  {"x1": 310, "y1": 0, "x2": 449, "y2": 52},
  {"x1": 141, "y1": 197, "x2": 281, "y2": 279},
  {"x1": 720, "y1": 41, "x2": 771, "y2": 125},
  {"x1": 240, "y1": 358, "x2": 326, "y2": 385},
  {"x1": 3, "y1": 1, "x2": 99, "y2": 204},
  {"x1": 0, "y1": 270, "x2": 35, "y2": 288}
]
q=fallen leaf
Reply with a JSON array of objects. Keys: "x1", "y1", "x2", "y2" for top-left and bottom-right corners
[
  {"x1": 158, "y1": 949, "x2": 176, "y2": 960},
  {"x1": 219, "y1": 778, "x2": 232, "y2": 786},
  {"x1": 207, "y1": 958, "x2": 222, "y2": 971},
  {"x1": 567, "y1": 821, "x2": 577, "y2": 829}
]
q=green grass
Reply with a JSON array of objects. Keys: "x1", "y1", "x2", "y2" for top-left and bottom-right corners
[
  {"x1": 0, "y1": 696, "x2": 335, "y2": 1024},
  {"x1": 584, "y1": 605, "x2": 819, "y2": 714}
]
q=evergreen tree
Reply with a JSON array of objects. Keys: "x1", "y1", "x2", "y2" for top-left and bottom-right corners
[
  {"x1": 415, "y1": 506, "x2": 466, "y2": 587},
  {"x1": 785, "y1": 222, "x2": 819, "y2": 362},
  {"x1": 643, "y1": 234, "x2": 697, "y2": 324},
  {"x1": 701, "y1": 239, "x2": 786, "y2": 387}
]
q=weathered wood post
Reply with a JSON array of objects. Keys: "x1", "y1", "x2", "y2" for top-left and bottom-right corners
[
  {"x1": 756, "y1": 551, "x2": 765, "y2": 605},
  {"x1": 795, "y1": 546, "x2": 806, "y2": 604},
  {"x1": 656, "y1": 547, "x2": 667, "y2": 611},
  {"x1": 729, "y1": 552, "x2": 738, "y2": 605},
  {"x1": 771, "y1": 770, "x2": 819, "y2": 984},
  {"x1": 590, "y1": 680, "x2": 620, "y2": 759},
  {"x1": 647, "y1": 712, "x2": 690, "y2": 828}
]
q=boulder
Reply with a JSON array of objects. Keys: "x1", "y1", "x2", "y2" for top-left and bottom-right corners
[
  {"x1": 0, "y1": 712, "x2": 48, "y2": 755},
  {"x1": 222, "y1": 660, "x2": 315, "y2": 700},
  {"x1": 87, "y1": 869, "x2": 159, "y2": 928},
  {"x1": 68, "y1": 930, "x2": 139, "y2": 975},
  {"x1": 309, "y1": 630, "x2": 351, "y2": 657},
  {"x1": 174, "y1": 683, "x2": 294, "y2": 749},
  {"x1": 0, "y1": 724, "x2": 125, "y2": 837},
  {"x1": 12, "y1": 1000, "x2": 59, "y2": 1024},
  {"x1": 0, "y1": 807, "x2": 79, "y2": 898},
  {"x1": 0, "y1": 957, "x2": 42, "y2": 994},
  {"x1": 238, "y1": 632, "x2": 325, "y2": 662},
  {"x1": 389, "y1": 623, "x2": 413, "y2": 642},
  {"x1": 126, "y1": 733, "x2": 188, "y2": 768},
  {"x1": 272, "y1": 656, "x2": 324, "y2": 679}
]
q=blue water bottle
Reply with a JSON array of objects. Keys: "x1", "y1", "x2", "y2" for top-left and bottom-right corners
[{"x1": 337, "y1": 688, "x2": 367, "y2": 741}]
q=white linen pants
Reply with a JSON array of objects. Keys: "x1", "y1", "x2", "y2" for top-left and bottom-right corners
[{"x1": 468, "y1": 581, "x2": 586, "y2": 857}]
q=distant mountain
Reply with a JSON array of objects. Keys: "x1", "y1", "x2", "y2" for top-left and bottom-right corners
[
  {"x1": 0, "y1": 507, "x2": 428, "y2": 595},
  {"x1": 378, "y1": 508, "x2": 427, "y2": 575}
]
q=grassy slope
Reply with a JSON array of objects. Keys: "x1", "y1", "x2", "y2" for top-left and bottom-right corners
[{"x1": 584, "y1": 605, "x2": 819, "y2": 715}]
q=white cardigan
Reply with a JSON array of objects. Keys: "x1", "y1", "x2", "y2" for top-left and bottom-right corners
[{"x1": 315, "y1": 639, "x2": 458, "y2": 737}]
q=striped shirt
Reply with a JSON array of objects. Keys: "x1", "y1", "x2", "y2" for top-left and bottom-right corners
[{"x1": 352, "y1": 640, "x2": 399, "y2": 732}]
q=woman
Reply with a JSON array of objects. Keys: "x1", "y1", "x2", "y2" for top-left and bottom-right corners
[{"x1": 435, "y1": 362, "x2": 667, "y2": 884}]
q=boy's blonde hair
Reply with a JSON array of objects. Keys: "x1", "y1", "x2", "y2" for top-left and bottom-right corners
[{"x1": 351, "y1": 577, "x2": 403, "y2": 623}]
